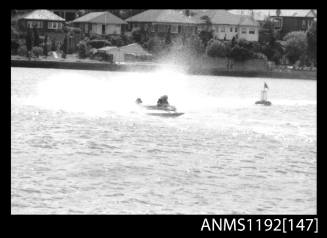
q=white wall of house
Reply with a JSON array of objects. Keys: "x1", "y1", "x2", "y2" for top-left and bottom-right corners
[
  {"x1": 106, "y1": 24, "x2": 121, "y2": 35},
  {"x1": 212, "y1": 25, "x2": 239, "y2": 40},
  {"x1": 238, "y1": 26, "x2": 258, "y2": 41},
  {"x1": 199, "y1": 24, "x2": 259, "y2": 42}
]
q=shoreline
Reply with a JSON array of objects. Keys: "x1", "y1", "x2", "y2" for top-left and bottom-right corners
[{"x1": 11, "y1": 58, "x2": 316, "y2": 80}]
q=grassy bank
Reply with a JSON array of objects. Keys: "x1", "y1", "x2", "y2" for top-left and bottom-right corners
[{"x1": 11, "y1": 56, "x2": 316, "y2": 80}]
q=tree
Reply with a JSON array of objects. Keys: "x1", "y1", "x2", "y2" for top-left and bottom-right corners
[
  {"x1": 199, "y1": 15, "x2": 213, "y2": 48},
  {"x1": 283, "y1": 31, "x2": 307, "y2": 64},
  {"x1": 25, "y1": 28, "x2": 32, "y2": 59},
  {"x1": 61, "y1": 35, "x2": 68, "y2": 58},
  {"x1": 43, "y1": 34, "x2": 48, "y2": 57},
  {"x1": 165, "y1": 25, "x2": 172, "y2": 45},
  {"x1": 306, "y1": 21, "x2": 316, "y2": 66},
  {"x1": 33, "y1": 25, "x2": 40, "y2": 47}
]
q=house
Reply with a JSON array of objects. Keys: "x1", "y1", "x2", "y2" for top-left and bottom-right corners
[
  {"x1": 72, "y1": 11, "x2": 126, "y2": 36},
  {"x1": 125, "y1": 9, "x2": 199, "y2": 42},
  {"x1": 268, "y1": 9, "x2": 316, "y2": 36},
  {"x1": 192, "y1": 10, "x2": 260, "y2": 42},
  {"x1": 13, "y1": 9, "x2": 65, "y2": 34},
  {"x1": 125, "y1": 9, "x2": 260, "y2": 42}
]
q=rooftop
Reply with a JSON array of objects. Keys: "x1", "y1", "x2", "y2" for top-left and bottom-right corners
[
  {"x1": 72, "y1": 11, "x2": 126, "y2": 24},
  {"x1": 125, "y1": 10, "x2": 199, "y2": 24},
  {"x1": 20, "y1": 9, "x2": 65, "y2": 21},
  {"x1": 192, "y1": 10, "x2": 259, "y2": 27}
]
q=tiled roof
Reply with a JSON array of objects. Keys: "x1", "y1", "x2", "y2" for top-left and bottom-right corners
[
  {"x1": 270, "y1": 9, "x2": 316, "y2": 18},
  {"x1": 22, "y1": 9, "x2": 65, "y2": 21},
  {"x1": 228, "y1": 10, "x2": 269, "y2": 21},
  {"x1": 126, "y1": 10, "x2": 199, "y2": 24},
  {"x1": 72, "y1": 11, "x2": 126, "y2": 24},
  {"x1": 193, "y1": 10, "x2": 259, "y2": 27}
]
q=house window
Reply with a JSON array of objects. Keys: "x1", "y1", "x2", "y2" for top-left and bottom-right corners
[
  {"x1": 221, "y1": 27, "x2": 225, "y2": 32},
  {"x1": 178, "y1": 25, "x2": 182, "y2": 33},
  {"x1": 27, "y1": 21, "x2": 43, "y2": 29},
  {"x1": 151, "y1": 24, "x2": 155, "y2": 32},
  {"x1": 158, "y1": 24, "x2": 168, "y2": 32},
  {"x1": 249, "y1": 28, "x2": 255, "y2": 34},
  {"x1": 92, "y1": 24, "x2": 97, "y2": 33},
  {"x1": 230, "y1": 27, "x2": 233, "y2": 32},
  {"x1": 171, "y1": 25, "x2": 178, "y2": 33},
  {"x1": 302, "y1": 20, "x2": 307, "y2": 29},
  {"x1": 274, "y1": 17, "x2": 282, "y2": 29},
  {"x1": 235, "y1": 27, "x2": 238, "y2": 32},
  {"x1": 241, "y1": 28, "x2": 247, "y2": 34},
  {"x1": 48, "y1": 22, "x2": 62, "y2": 30}
]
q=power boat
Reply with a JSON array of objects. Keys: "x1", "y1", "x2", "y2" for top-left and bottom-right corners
[{"x1": 135, "y1": 97, "x2": 183, "y2": 117}]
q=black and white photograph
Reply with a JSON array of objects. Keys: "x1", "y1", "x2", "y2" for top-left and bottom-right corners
[{"x1": 11, "y1": 9, "x2": 316, "y2": 215}]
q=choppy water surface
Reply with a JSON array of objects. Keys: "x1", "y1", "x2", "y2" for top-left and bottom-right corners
[{"x1": 11, "y1": 67, "x2": 316, "y2": 214}]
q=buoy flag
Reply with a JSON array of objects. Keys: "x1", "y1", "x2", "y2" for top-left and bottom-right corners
[{"x1": 264, "y1": 82, "x2": 269, "y2": 89}]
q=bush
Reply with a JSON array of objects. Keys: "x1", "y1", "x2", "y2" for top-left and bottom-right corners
[
  {"x1": 206, "y1": 39, "x2": 229, "y2": 58},
  {"x1": 143, "y1": 37, "x2": 165, "y2": 54},
  {"x1": 32, "y1": 46, "x2": 43, "y2": 57},
  {"x1": 229, "y1": 45, "x2": 253, "y2": 62},
  {"x1": 87, "y1": 40, "x2": 111, "y2": 49},
  {"x1": 77, "y1": 40, "x2": 89, "y2": 59},
  {"x1": 106, "y1": 35, "x2": 125, "y2": 47},
  {"x1": 253, "y1": 52, "x2": 268, "y2": 61},
  {"x1": 132, "y1": 29, "x2": 142, "y2": 43},
  {"x1": 283, "y1": 31, "x2": 307, "y2": 64},
  {"x1": 17, "y1": 45, "x2": 27, "y2": 57},
  {"x1": 11, "y1": 40, "x2": 19, "y2": 55}
]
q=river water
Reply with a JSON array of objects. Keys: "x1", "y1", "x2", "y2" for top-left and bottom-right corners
[{"x1": 11, "y1": 67, "x2": 316, "y2": 214}]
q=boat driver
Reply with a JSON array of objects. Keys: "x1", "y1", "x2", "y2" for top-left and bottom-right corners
[{"x1": 157, "y1": 95, "x2": 169, "y2": 107}]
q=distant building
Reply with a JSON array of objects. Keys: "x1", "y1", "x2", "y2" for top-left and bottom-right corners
[
  {"x1": 192, "y1": 10, "x2": 260, "y2": 42},
  {"x1": 125, "y1": 9, "x2": 199, "y2": 41},
  {"x1": 71, "y1": 11, "x2": 126, "y2": 36},
  {"x1": 13, "y1": 9, "x2": 65, "y2": 33},
  {"x1": 268, "y1": 9, "x2": 316, "y2": 36},
  {"x1": 125, "y1": 9, "x2": 260, "y2": 42}
]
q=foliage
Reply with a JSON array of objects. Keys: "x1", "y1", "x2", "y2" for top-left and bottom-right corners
[
  {"x1": 25, "y1": 29, "x2": 33, "y2": 51},
  {"x1": 61, "y1": 35, "x2": 68, "y2": 58},
  {"x1": 33, "y1": 27, "x2": 40, "y2": 47},
  {"x1": 43, "y1": 35, "x2": 48, "y2": 56},
  {"x1": 229, "y1": 45, "x2": 253, "y2": 62},
  {"x1": 306, "y1": 21, "x2": 316, "y2": 66},
  {"x1": 143, "y1": 37, "x2": 165, "y2": 54},
  {"x1": 31, "y1": 46, "x2": 43, "y2": 57},
  {"x1": 187, "y1": 35, "x2": 205, "y2": 56},
  {"x1": 51, "y1": 40, "x2": 56, "y2": 51},
  {"x1": 11, "y1": 40, "x2": 20, "y2": 54},
  {"x1": 77, "y1": 40, "x2": 90, "y2": 59},
  {"x1": 106, "y1": 35, "x2": 126, "y2": 47},
  {"x1": 206, "y1": 39, "x2": 229, "y2": 58},
  {"x1": 87, "y1": 39, "x2": 111, "y2": 49},
  {"x1": 17, "y1": 45, "x2": 27, "y2": 57},
  {"x1": 283, "y1": 31, "x2": 308, "y2": 64},
  {"x1": 199, "y1": 30, "x2": 213, "y2": 48},
  {"x1": 132, "y1": 29, "x2": 143, "y2": 43}
]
